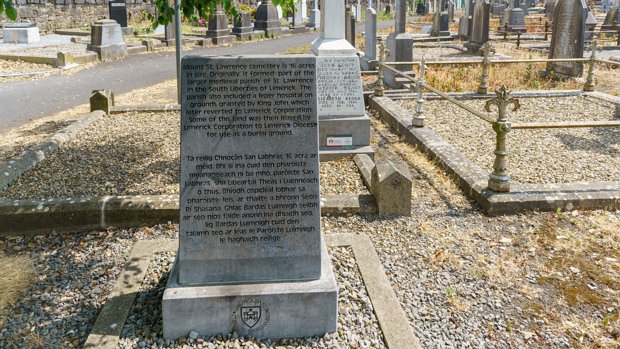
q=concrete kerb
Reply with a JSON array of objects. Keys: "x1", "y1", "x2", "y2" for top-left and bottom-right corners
[
  {"x1": 0, "y1": 194, "x2": 377, "y2": 237},
  {"x1": 110, "y1": 104, "x2": 180, "y2": 114},
  {"x1": 0, "y1": 110, "x2": 105, "y2": 190},
  {"x1": 369, "y1": 94, "x2": 620, "y2": 215},
  {"x1": 83, "y1": 233, "x2": 420, "y2": 349}
]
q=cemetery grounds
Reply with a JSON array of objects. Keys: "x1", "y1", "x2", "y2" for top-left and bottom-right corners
[{"x1": 1, "y1": 17, "x2": 620, "y2": 349}]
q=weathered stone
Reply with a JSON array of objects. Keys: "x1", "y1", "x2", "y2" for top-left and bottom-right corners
[
  {"x1": 457, "y1": 0, "x2": 475, "y2": 40},
  {"x1": 545, "y1": 0, "x2": 557, "y2": 20},
  {"x1": 602, "y1": 7, "x2": 619, "y2": 31},
  {"x1": 290, "y1": 0, "x2": 306, "y2": 33},
  {"x1": 430, "y1": 10, "x2": 451, "y2": 36},
  {"x1": 163, "y1": 0, "x2": 176, "y2": 46},
  {"x1": 108, "y1": 0, "x2": 128, "y2": 27},
  {"x1": 465, "y1": 0, "x2": 490, "y2": 54},
  {"x1": 384, "y1": 0, "x2": 415, "y2": 88},
  {"x1": 206, "y1": 4, "x2": 235, "y2": 44},
  {"x1": 361, "y1": 8, "x2": 378, "y2": 70},
  {"x1": 492, "y1": 2, "x2": 505, "y2": 16},
  {"x1": 585, "y1": 10, "x2": 597, "y2": 40},
  {"x1": 2, "y1": 23, "x2": 40, "y2": 43},
  {"x1": 90, "y1": 90, "x2": 114, "y2": 114},
  {"x1": 499, "y1": 6, "x2": 526, "y2": 32},
  {"x1": 163, "y1": 54, "x2": 337, "y2": 339},
  {"x1": 87, "y1": 19, "x2": 127, "y2": 60},
  {"x1": 547, "y1": 0, "x2": 588, "y2": 77},
  {"x1": 254, "y1": 0, "x2": 281, "y2": 37},
  {"x1": 371, "y1": 160, "x2": 412, "y2": 215},
  {"x1": 56, "y1": 51, "x2": 76, "y2": 67}
]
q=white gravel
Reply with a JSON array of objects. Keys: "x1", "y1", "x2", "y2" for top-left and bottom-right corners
[{"x1": 398, "y1": 95, "x2": 620, "y2": 184}]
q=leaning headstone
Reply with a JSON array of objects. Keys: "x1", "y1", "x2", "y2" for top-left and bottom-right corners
[
  {"x1": 108, "y1": 0, "x2": 129, "y2": 32},
  {"x1": 255, "y1": 0, "x2": 281, "y2": 37},
  {"x1": 2, "y1": 23, "x2": 40, "y2": 44},
  {"x1": 206, "y1": 5, "x2": 236, "y2": 44},
  {"x1": 384, "y1": 0, "x2": 416, "y2": 88},
  {"x1": 547, "y1": 0, "x2": 588, "y2": 77},
  {"x1": 87, "y1": 19, "x2": 127, "y2": 61},
  {"x1": 361, "y1": 8, "x2": 378, "y2": 70},
  {"x1": 311, "y1": 0, "x2": 373, "y2": 159},
  {"x1": 465, "y1": 0, "x2": 491, "y2": 54},
  {"x1": 163, "y1": 55, "x2": 338, "y2": 339}
]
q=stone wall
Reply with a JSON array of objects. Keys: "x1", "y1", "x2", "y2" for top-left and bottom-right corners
[{"x1": 1, "y1": 1, "x2": 156, "y2": 34}]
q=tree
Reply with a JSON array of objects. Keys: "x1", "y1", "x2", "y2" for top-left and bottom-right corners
[{"x1": 1, "y1": 0, "x2": 18, "y2": 20}]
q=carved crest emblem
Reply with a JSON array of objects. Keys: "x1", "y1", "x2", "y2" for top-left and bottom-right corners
[{"x1": 240, "y1": 306, "x2": 261, "y2": 328}]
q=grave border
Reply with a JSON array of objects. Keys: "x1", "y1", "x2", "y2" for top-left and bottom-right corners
[
  {"x1": 369, "y1": 92, "x2": 620, "y2": 215},
  {"x1": 82, "y1": 234, "x2": 420, "y2": 349}
]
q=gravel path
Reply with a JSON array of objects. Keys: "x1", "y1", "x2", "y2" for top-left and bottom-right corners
[
  {"x1": 0, "y1": 111, "x2": 369, "y2": 199},
  {"x1": 398, "y1": 95, "x2": 620, "y2": 184},
  {"x1": 118, "y1": 247, "x2": 385, "y2": 349}
]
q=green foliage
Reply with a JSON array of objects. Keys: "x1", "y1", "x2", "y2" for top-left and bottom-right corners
[
  {"x1": 150, "y1": 0, "x2": 238, "y2": 29},
  {"x1": 1, "y1": 0, "x2": 18, "y2": 20}
]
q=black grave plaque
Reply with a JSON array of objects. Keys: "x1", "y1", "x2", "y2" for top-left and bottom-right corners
[{"x1": 109, "y1": 0, "x2": 128, "y2": 28}]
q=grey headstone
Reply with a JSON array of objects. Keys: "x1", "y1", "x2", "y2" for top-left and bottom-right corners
[
  {"x1": 547, "y1": 0, "x2": 588, "y2": 77},
  {"x1": 233, "y1": 11, "x2": 253, "y2": 34},
  {"x1": 361, "y1": 8, "x2": 378, "y2": 70},
  {"x1": 431, "y1": 11, "x2": 451, "y2": 36},
  {"x1": 395, "y1": 0, "x2": 407, "y2": 33},
  {"x1": 108, "y1": 0, "x2": 128, "y2": 28},
  {"x1": 585, "y1": 10, "x2": 597, "y2": 40},
  {"x1": 207, "y1": 4, "x2": 235, "y2": 44},
  {"x1": 255, "y1": 0, "x2": 281, "y2": 37},
  {"x1": 466, "y1": 0, "x2": 491, "y2": 54}
]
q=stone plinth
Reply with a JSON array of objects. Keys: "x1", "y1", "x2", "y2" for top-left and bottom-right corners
[
  {"x1": 88, "y1": 19, "x2": 127, "y2": 61},
  {"x1": 206, "y1": 6, "x2": 235, "y2": 44},
  {"x1": 499, "y1": 7, "x2": 526, "y2": 32},
  {"x1": 163, "y1": 55, "x2": 337, "y2": 339},
  {"x1": 255, "y1": 0, "x2": 281, "y2": 37},
  {"x1": 3, "y1": 23, "x2": 40, "y2": 44},
  {"x1": 163, "y1": 237, "x2": 337, "y2": 339}
]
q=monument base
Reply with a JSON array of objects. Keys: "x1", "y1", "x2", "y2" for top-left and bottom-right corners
[
  {"x1": 360, "y1": 56, "x2": 378, "y2": 70},
  {"x1": 319, "y1": 115, "x2": 371, "y2": 148},
  {"x1": 464, "y1": 41, "x2": 483, "y2": 55},
  {"x1": 234, "y1": 30, "x2": 266, "y2": 41},
  {"x1": 290, "y1": 25, "x2": 307, "y2": 34},
  {"x1": 162, "y1": 237, "x2": 338, "y2": 340},
  {"x1": 311, "y1": 38, "x2": 357, "y2": 56},
  {"x1": 3, "y1": 26, "x2": 40, "y2": 44},
  {"x1": 88, "y1": 43, "x2": 127, "y2": 61},
  {"x1": 206, "y1": 35, "x2": 236, "y2": 45}
]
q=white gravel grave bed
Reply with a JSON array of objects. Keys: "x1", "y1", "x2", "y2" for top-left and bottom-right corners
[
  {"x1": 398, "y1": 95, "x2": 620, "y2": 184},
  {"x1": 0, "y1": 35, "x2": 87, "y2": 56},
  {"x1": 0, "y1": 59, "x2": 60, "y2": 78},
  {"x1": 0, "y1": 111, "x2": 369, "y2": 200},
  {"x1": 411, "y1": 46, "x2": 471, "y2": 60},
  {"x1": 118, "y1": 247, "x2": 386, "y2": 349},
  {"x1": 0, "y1": 225, "x2": 178, "y2": 348}
]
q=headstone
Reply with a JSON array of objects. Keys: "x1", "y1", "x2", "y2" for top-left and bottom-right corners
[
  {"x1": 302, "y1": 0, "x2": 308, "y2": 20},
  {"x1": 499, "y1": 6, "x2": 526, "y2": 32},
  {"x1": 585, "y1": 9, "x2": 597, "y2": 40},
  {"x1": 458, "y1": 0, "x2": 475, "y2": 39},
  {"x1": 519, "y1": 0, "x2": 529, "y2": 15},
  {"x1": 108, "y1": 0, "x2": 128, "y2": 28},
  {"x1": 206, "y1": 5, "x2": 236, "y2": 44},
  {"x1": 349, "y1": 9, "x2": 357, "y2": 47},
  {"x1": 87, "y1": 19, "x2": 127, "y2": 61},
  {"x1": 2, "y1": 23, "x2": 40, "y2": 44},
  {"x1": 164, "y1": 0, "x2": 176, "y2": 46},
  {"x1": 602, "y1": 7, "x2": 619, "y2": 31},
  {"x1": 345, "y1": 5, "x2": 353, "y2": 45},
  {"x1": 308, "y1": 0, "x2": 321, "y2": 28},
  {"x1": 465, "y1": 0, "x2": 491, "y2": 54},
  {"x1": 163, "y1": 54, "x2": 338, "y2": 339},
  {"x1": 492, "y1": 2, "x2": 506, "y2": 16},
  {"x1": 386, "y1": 0, "x2": 392, "y2": 13},
  {"x1": 361, "y1": 8, "x2": 378, "y2": 70},
  {"x1": 291, "y1": 0, "x2": 306, "y2": 33},
  {"x1": 356, "y1": 1, "x2": 362, "y2": 20},
  {"x1": 417, "y1": 1, "x2": 427, "y2": 14},
  {"x1": 431, "y1": 10, "x2": 451, "y2": 36},
  {"x1": 545, "y1": 0, "x2": 557, "y2": 20},
  {"x1": 384, "y1": 0, "x2": 416, "y2": 88},
  {"x1": 448, "y1": 0, "x2": 455, "y2": 21},
  {"x1": 233, "y1": 11, "x2": 265, "y2": 40},
  {"x1": 311, "y1": 0, "x2": 373, "y2": 158},
  {"x1": 255, "y1": 0, "x2": 282, "y2": 37},
  {"x1": 547, "y1": 0, "x2": 588, "y2": 77}
]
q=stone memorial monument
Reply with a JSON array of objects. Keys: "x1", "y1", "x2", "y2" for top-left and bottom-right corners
[
  {"x1": 163, "y1": 55, "x2": 338, "y2": 339},
  {"x1": 465, "y1": 0, "x2": 491, "y2": 54},
  {"x1": 206, "y1": 5, "x2": 236, "y2": 44},
  {"x1": 492, "y1": 1, "x2": 506, "y2": 16},
  {"x1": 291, "y1": 0, "x2": 306, "y2": 33},
  {"x1": 547, "y1": 0, "x2": 588, "y2": 77},
  {"x1": 2, "y1": 23, "x2": 40, "y2": 44},
  {"x1": 88, "y1": 19, "x2": 127, "y2": 61},
  {"x1": 499, "y1": 0, "x2": 526, "y2": 32},
  {"x1": 255, "y1": 0, "x2": 281, "y2": 37},
  {"x1": 308, "y1": 0, "x2": 321, "y2": 28},
  {"x1": 602, "y1": 6, "x2": 619, "y2": 31},
  {"x1": 458, "y1": 0, "x2": 475, "y2": 40},
  {"x1": 233, "y1": 11, "x2": 265, "y2": 40},
  {"x1": 108, "y1": 0, "x2": 129, "y2": 33},
  {"x1": 311, "y1": 0, "x2": 373, "y2": 159},
  {"x1": 431, "y1": 9, "x2": 451, "y2": 36},
  {"x1": 384, "y1": 0, "x2": 416, "y2": 88},
  {"x1": 361, "y1": 8, "x2": 378, "y2": 70}
]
